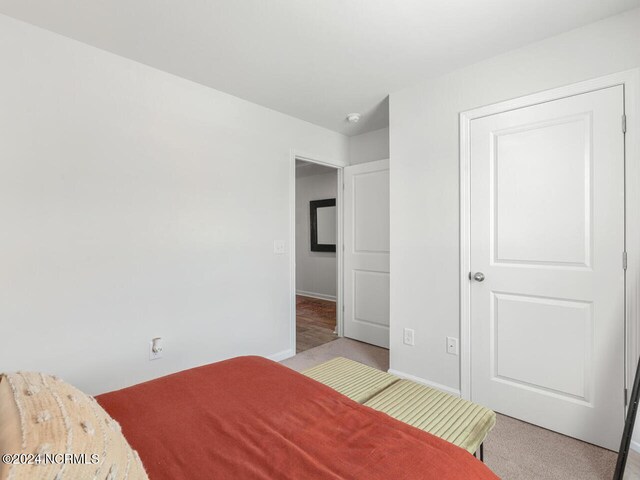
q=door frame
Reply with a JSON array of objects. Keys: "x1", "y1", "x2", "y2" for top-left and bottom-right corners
[
  {"x1": 459, "y1": 69, "x2": 640, "y2": 402},
  {"x1": 289, "y1": 151, "x2": 345, "y2": 356}
]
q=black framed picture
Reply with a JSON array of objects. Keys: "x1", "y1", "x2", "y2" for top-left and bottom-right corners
[{"x1": 310, "y1": 198, "x2": 336, "y2": 252}]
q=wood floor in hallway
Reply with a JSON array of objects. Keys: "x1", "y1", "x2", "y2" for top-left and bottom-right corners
[{"x1": 296, "y1": 295, "x2": 337, "y2": 353}]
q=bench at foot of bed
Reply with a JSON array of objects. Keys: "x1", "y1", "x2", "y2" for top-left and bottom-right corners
[{"x1": 303, "y1": 357, "x2": 496, "y2": 460}]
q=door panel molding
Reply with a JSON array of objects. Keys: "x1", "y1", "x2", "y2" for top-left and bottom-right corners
[
  {"x1": 490, "y1": 114, "x2": 593, "y2": 268},
  {"x1": 490, "y1": 291, "x2": 594, "y2": 404},
  {"x1": 460, "y1": 69, "x2": 640, "y2": 408}
]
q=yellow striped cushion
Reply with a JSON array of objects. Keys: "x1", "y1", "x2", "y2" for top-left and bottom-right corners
[
  {"x1": 364, "y1": 380, "x2": 496, "y2": 454},
  {"x1": 302, "y1": 357, "x2": 398, "y2": 403}
]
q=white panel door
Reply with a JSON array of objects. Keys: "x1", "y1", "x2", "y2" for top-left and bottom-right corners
[
  {"x1": 470, "y1": 86, "x2": 625, "y2": 449},
  {"x1": 344, "y1": 159, "x2": 390, "y2": 348}
]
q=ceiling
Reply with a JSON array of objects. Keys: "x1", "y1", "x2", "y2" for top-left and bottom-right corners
[{"x1": 1, "y1": 0, "x2": 638, "y2": 136}]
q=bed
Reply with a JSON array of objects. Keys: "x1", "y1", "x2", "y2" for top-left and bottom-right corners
[
  {"x1": 96, "y1": 356, "x2": 496, "y2": 479},
  {"x1": 1, "y1": 356, "x2": 498, "y2": 479}
]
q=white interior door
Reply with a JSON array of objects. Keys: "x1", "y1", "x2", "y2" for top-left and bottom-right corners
[
  {"x1": 344, "y1": 159, "x2": 390, "y2": 348},
  {"x1": 470, "y1": 86, "x2": 625, "y2": 449}
]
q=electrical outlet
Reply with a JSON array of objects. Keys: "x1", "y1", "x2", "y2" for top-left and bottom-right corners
[
  {"x1": 403, "y1": 328, "x2": 415, "y2": 346},
  {"x1": 446, "y1": 337, "x2": 459, "y2": 355},
  {"x1": 149, "y1": 337, "x2": 163, "y2": 360}
]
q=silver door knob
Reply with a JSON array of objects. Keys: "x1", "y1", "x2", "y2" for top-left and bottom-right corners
[{"x1": 473, "y1": 272, "x2": 485, "y2": 282}]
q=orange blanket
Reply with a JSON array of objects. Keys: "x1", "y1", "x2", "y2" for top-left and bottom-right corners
[{"x1": 97, "y1": 356, "x2": 498, "y2": 480}]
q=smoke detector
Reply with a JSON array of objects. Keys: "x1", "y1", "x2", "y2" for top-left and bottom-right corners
[{"x1": 346, "y1": 113, "x2": 361, "y2": 123}]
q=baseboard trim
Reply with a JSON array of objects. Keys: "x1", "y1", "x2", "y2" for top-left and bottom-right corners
[
  {"x1": 631, "y1": 439, "x2": 640, "y2": 454},
  {"x1": 268, "y1": 349, "x2": 295, "y2": 362},
  {"x1": 388, "y1": 369, "x2": 462, "y2": 397},
  {"x1": 296, "y1": 290, "x2": 336, "y2": 302}
]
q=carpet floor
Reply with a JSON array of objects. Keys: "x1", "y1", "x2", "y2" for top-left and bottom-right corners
[{"x1": 281, "y1": 337, "x2": 617, "y2": 480}]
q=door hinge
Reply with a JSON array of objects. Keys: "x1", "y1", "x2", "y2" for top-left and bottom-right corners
[
  {"x1": 622, "y1": 114, "x2": 627, "y2": 134},
  {"x1": 625, "y1": 388, "x2": 629, "y2": 406},
  {"x1": 623, "y1": 251, "x2": 628, "y2": 270}
]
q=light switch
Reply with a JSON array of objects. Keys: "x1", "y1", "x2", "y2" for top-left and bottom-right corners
[{"x1": 273, "y1": 240, "x2": 286, "y2": 255}]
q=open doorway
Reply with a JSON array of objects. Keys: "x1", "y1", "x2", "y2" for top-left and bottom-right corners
[{"x1": 295, "y1": 159, "x2": 339, "y2": 353}]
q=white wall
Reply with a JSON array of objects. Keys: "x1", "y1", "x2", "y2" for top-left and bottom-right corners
[
  {"x1": 349, "y1": 127, "x2": 390, "y2": 165},
  {"x1": 0, "y1": 15, "x2": 348, "y2": 395},
  {"x1": 295, "y1": 170, "x2": 338, "y2": 300},
  {"x1": 390, "y1": 8, "x2": 640, "y2": 392}
]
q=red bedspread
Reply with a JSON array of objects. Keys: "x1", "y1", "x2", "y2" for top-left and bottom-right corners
[{"x1": 97, "y1": 356, "x2": 498, "y2": 480}]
